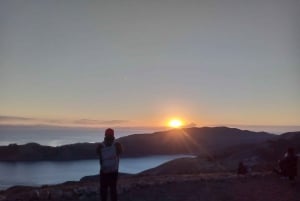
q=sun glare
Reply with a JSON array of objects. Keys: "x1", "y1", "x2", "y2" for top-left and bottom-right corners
[{"x1": 168, "y1": 119, "x2": 183, "y2": 128}]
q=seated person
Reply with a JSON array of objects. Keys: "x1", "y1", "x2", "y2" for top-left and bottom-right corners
[
  {"x1": 237, "y1": 161, "x2": 248, "y2": 175},
  {"x1": 276, "y1": 147, "x2": 298, "y2": 181}
]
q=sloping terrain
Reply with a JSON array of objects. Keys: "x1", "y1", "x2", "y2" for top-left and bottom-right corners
[{"x1": 0, "y1": 127, "x2": 276, "y2": 161}]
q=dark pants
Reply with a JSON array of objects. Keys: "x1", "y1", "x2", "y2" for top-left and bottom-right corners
[{"x1": 100, "y1": 172, "x2": 118, "y2": 201}]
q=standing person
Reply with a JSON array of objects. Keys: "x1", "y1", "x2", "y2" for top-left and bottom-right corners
[{"x1": 97, "y1": 128, "x2": 123, "y2": 201}]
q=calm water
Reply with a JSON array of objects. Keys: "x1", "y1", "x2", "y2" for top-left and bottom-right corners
[{"x1": 0, "y1": 155, "x2": 194, "y2": 190}]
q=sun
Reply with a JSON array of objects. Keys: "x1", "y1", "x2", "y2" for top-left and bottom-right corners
[{"x1": 168, "y1": 119, "x2": 183, "y2": 128}]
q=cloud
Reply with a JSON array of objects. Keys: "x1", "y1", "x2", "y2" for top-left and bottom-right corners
[
  {"x1": 0, "y1": 115, "x2": 130, "y2": 127},
  {"x1": 0, "y1": 115, "x2": 36, "y2": 122},
  {"x1": 100, "y1": 120, "x2": 130, "y2": 125},
  {"x1": 0, "y1": 115, "x2": 68, "y2": 124},
  {"x1": 73, "y1": 119, "x2": 130, "y2": 125},
  {"x1": 46, "y1": 119, "x2": 65, "y2": 124}
]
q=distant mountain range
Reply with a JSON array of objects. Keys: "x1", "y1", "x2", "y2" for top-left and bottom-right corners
[{"x1": 0, "y1": 127, "x2": 298, "y2": 161}]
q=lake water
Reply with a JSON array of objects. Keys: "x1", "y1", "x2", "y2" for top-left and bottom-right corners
[{"x1": 0, "y1": 155, "x2": 194, "y2": 190}]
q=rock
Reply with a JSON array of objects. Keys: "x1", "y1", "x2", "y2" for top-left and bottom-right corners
[{"x1": 49, "y1": 189, "x2": 63, "y2": 200}]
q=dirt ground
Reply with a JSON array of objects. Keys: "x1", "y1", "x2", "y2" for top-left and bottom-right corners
[
  {"x1": 119, "y1": 174, "x2": 300, "y2": 201},
  {"x1": 1, "y1": 173, "x2": 299, "y2": 201}
]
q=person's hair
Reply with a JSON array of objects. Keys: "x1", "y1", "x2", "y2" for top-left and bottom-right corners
[
  {"x1": 104, "y1": 128, "x2": 115, "y2": 142},
  {"x1": 105, "y1": 128, "x2": 114, "y2": 137}
]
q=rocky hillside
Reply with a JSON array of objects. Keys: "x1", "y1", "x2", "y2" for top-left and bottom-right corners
[
  {"x1": 216, "y1": 131, "x2": 300, "y2": 163},
  {"x1": 117, "y1": 127, "x2": 275, "y2": 157}
]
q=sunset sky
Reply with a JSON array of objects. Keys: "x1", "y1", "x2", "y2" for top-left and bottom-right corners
[{"x1": 0, "y1": 0, "x2": 299, "y2": 128}]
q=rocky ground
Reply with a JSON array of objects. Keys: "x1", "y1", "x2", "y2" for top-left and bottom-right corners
[
  {"x1": 0, "y1": 172, "x2": 299, "y2": 201},
  {"x1": 120, "y1": 173, "x2": 299, "y2": 201}
]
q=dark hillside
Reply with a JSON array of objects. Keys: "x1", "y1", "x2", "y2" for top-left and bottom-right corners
[
  {"x1": 0, "y1": 127, "x2": 277, "y2": 161},
  {"x1": 0, "y1": 143, "x2": 98, "y2": 161},
  {"x1": 118, "y1": 127, "x2": 276, "y2": 157}
]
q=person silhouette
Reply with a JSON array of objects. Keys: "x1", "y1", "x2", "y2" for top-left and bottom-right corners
[
  {"x1": 274, "y1": 147, "x2": 298, "y2": 184},
  {"x1": 237, "y1": 161, "x2": 248, "y2": 175},
  {"x1": 97, "y1": 128, "x2": 123, "y2": 201}
]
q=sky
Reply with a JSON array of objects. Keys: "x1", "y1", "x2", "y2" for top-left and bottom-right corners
[{"x1": 0, "y1": 0, "x2": 299, "y2": 128}]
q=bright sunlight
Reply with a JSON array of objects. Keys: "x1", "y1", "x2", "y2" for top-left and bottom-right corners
[{"x1": 168, "y1": 119, "x2": 183, "y2": 128}]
